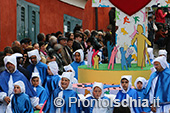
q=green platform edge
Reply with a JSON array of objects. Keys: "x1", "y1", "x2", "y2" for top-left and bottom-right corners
[{"x1": 79, "y1": 63, "x2": 153, "y2": 71}]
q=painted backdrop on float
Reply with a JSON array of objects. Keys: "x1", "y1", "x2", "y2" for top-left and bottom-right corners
[{"x1": 93, "y1": 0, "x2": 167, "y2": 63}]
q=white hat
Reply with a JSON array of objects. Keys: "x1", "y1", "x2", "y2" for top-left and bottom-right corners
[
  {"x1": 159, "y1": 50, "x2": 167, "y2": 57},
  {"x1": 4, "y1": 55, "x2": 17, "y2": 73},
  {"x1": 27, "y1": 49, "x2": 41, "y2": 64},
  {"x1": 48, "y1": 61, "x2": 59, "y2": 75},
  {"x1": 92, "y1": 82, "x2": 104, "y2": 98},
  {"x1": 120, "y1": 75, "x2": 132, "y2": 93},
  {"x1": 30, "y1": 72, "x2": 42, "y2": 85},
  {"x1": 12, "y1": 53, "x2": 23, "y2": 58},
  {"x1": 134, "y1": 77, "x2": 147, "y2": 89},
  {"x1": 59, "y1": 72, "x2": 74, "y2": 90},
  {"x1": 152, "y1": 56, "x2": 169, "y2": 69},
  {"x1": 147, "y1": 48, "x2": 154, "y2": 60},
  {"x1": 64, "y1": 65, "x2": 75, "y2": 76},
  {"x1": 13, "y1": 80, "x2": 25, "y2": 93},
  {"x1": 73, "y1": 49, "x2": 84, "y2": 62}
]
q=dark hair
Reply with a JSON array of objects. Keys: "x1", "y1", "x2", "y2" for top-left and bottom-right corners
[
  {"x1": 46, "y1": 34, "x2": 51, "y2": 42},
  {"x1": 51, "y1": 33, "x2": 56, "y2": 36},
  {"x1": 0, "y1": 52, "x2": 4, "y2": 67},
  {"x1": 37, "y1": 33, "x2": 45, "y2": 42},
  {"x1": 158, "y1": 25, "x2": 163, "y2": 31},
  {"x1": 12, "y1": 46, "x2": 23, "y2": 54},
  {"x1": 91, "y1": 31, "x2": 98, "y2": 37},
  {"x1": 56, "y1": 31, "x2": 63, "y2": 37},
  {"x1": 32, "y1": 43, "x2": 38, "y2": 47},
  {"x1": 84, "y1": 30, "x2": 91, "y2": 36},
  {"x1": 31, "y1": 76, "x2": 39, "y2": 80},
  {"x1": 121, "y1": 78, "x2": 128, "y2": 82},
  {"x1": 38, "y1": 41, "x2": 45, "y2": 48},
  {"x1": 4, "y1": 46, "x2": 14, "y2": 55},
  {"x1": 25, "y1": 38, "x2": 32, "y2": 44},
  {"x1": 73, "y1": 24, "x2": 82, "y2": 34},
  {"x1": 74, "y1": 33, "x2": 81, "y2": 39},
  {"x1": 20, "y1": 38, "x2": 32, "y2": 44},
  {"x1": 148, "y1": 16, "x2": 152, "y2": 20},
  {"x1": 67, "y1": 38, "x2": 73, "y2": 42},
  {"x1": 65, "y1": 32, "x2": 70, "y2": 38}
]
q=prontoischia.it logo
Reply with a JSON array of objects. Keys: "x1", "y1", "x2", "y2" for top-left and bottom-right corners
[{"x1": 54, "y1": 97, "x2": 160, "y2": 108}]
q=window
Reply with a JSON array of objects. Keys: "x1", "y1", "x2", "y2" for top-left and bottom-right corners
[{"x1": 64, "y1": 14, "x2": 82, "y2": 34}]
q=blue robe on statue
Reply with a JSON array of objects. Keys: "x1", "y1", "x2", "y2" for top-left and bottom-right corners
[
  {"x1": 27, "y1": 61, "x2": 48, "y2": 86},
  {"x1": 11, "y1": 93, "x2": 34, "y2": 113},
  {"x1": 83, "y1": 96, "x2": 111, "y2": 113},
  {"x1": 43, "y1": 88, "x2": 81, "y2": 113},
  {"x1": 0, "y1": 70, "x2": 37, "y2": 97},
  {"x1": 32, "y1": 85, "x2": 48, "y2": 106},
  {"x1": 115, "y1": 88, "x2": 143, "y2": 113},
  {"x1": 45, "y1": 75, "x2": 61, "y2": 95},
  {"x1": 70, "y1": 61, "x2": 85, "y2": 79}
]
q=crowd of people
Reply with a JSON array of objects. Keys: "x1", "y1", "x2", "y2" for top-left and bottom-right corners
[
  {"x1": 147, "y1": 5, "x2": 170, "y2": 62},
  {"x1": 0, "y1": 12, "x2": 170, "y2": 112}
]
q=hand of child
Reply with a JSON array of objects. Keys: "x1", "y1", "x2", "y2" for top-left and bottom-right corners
[
  {"x1": 4, "y1": 96, "x2": 10, "y2": 104},
  {"x1": 35, "y1": 105, "x2": 41, "y2": 110},
  {"x1": 165, "y1": 12, "x2": 168, "y2": 15},
  {"x1": 151, "y1": 104, "x2": 156, "y2": 112}
]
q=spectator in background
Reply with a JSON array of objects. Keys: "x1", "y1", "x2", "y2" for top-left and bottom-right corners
[
  {"x1": 84, "y1": 29, "x2": 91, "y2": 38},
  {"x1": 33, "y1": 43, "x2": 39, "y2": 50},
  {"x1": 154, "y1": 25, "x2": 168, "y2": 49},
  {"x1": 58, "y1": 36, "x2": 72, "y2": 65},
  {"x1": 72, "y1": 33, "x2": 84, "y2": 52},
  {"x1": 11, "y1": 40, "x2": 21, "y2": 48},
  {"x1": 73, "y1": 24, "x2": 83, "y2": 34},
  {"x1": 12, "y1": 45, "x2": 24, "y2": 54},
  {"x1": 89, "y1": 31, "x2": 102, "y2": 51},
  {"x1": 55, "y1": 31, "x2": 63, "y2": 39},
  {"x1": 65, "y1": 32, "x2": 70, "y2": 38},
  {"x1": 68, "y1": 32, "x2": 74, "y2": 40},
  {"x1": 155, "y1": 4, "x2": 168, "y2": 28},
  {"x1": 46, "y1": 36, "x2": 57, "y2": 51},
  {"x1": 66, "y1": 38, "x2": 74, "y2": 61},
  {"x1": 4, "y1": 46, "x2": 13, "y2": 56},
  {"x1": 25, "y1": 38, "x2": 32, "y2": 46},
  {"x1": 53, "y1": 44, "x2": 65, "y2": 75},
  {"x1": 148, "y1": 14, "x2": 154, "y2": 47},
  {"x1": 39, "y1": 41, "x2": 48, "y2": 59},
  {"x1": 12, "y1": 53, "x2": 30, "y2": 80},
  {"x1": 37, "y1": 33, "x2": 46, "y2": 43},
  {"x1": 45, "y1": 34, "x2": 51, "y2": 44},
  {"x1": 97, "y1": 31, "x2": 104, "y2": 42},
  {"x1": 20, "y1": 38, "x2": 30, "y2": 51}
]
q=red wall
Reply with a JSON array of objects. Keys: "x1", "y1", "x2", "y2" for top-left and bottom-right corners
[
  {"x1": 0, "y1": 0, "x2": 111, "y2": 51},
  {"x1": 0, "y1": 0, "x2": 17, "y2": 51},
  {"x1": 26, "y1": 0, "x2": 84, "y2": 34},
  {"x1": 83, "y1": 0, "x2": 111, "y2": 31}
]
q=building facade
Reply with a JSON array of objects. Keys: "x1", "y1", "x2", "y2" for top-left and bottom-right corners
[{"x1": 0, "y1": 0, "x2": 111, "y2": 51}]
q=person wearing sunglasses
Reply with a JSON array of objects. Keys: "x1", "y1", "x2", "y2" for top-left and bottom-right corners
[{"x1": 115, "y1": 75, "x2": 143, "y2": 113}]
